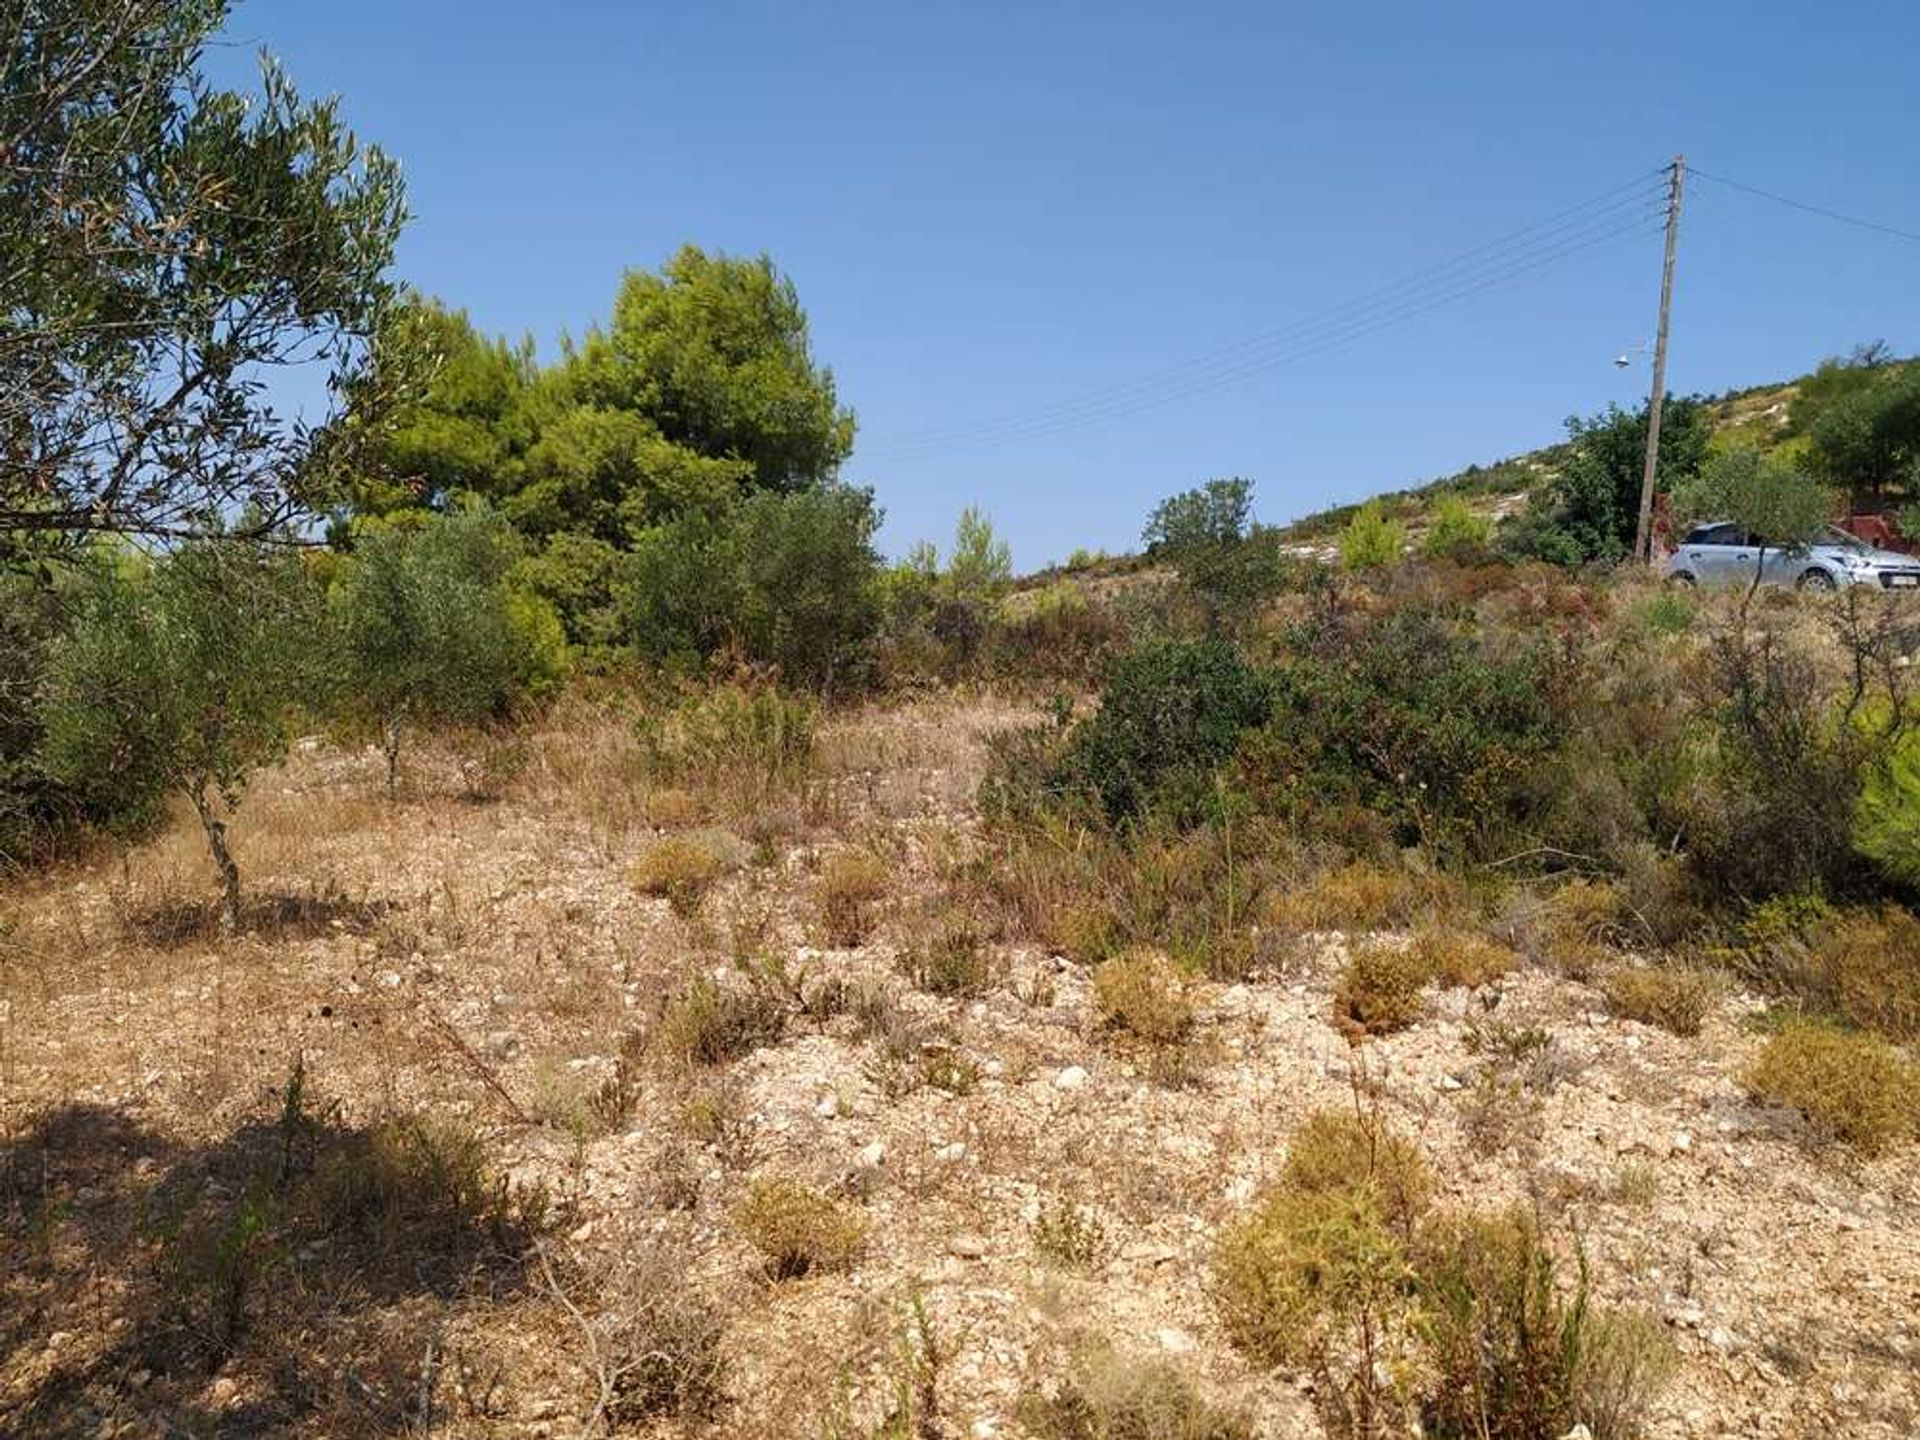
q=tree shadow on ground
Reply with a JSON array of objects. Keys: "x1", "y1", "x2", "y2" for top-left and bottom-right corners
[{"x1": 0, "y1": 1084, "x2": 548, "y2": 1437}]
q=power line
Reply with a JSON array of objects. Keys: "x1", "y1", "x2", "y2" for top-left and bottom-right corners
[
  {"x1": 864, "y1": 195, "x2": 1664, "y2": 460},
  {"x1": 861, "y1": 168, "x2": 1667, "y2": 462},
  {"x1": 1689, "y1": 166, "x2": 1920, "y2": 247}
]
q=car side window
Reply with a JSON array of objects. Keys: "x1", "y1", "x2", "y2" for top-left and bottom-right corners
[{"x1": 1687, "y1": 524, "x2": 1738, "y2": 546}]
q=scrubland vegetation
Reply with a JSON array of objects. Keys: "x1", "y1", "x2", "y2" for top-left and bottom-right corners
[{"x1": 6, "y1": 5, "x2": 1920, "y2": 1438}]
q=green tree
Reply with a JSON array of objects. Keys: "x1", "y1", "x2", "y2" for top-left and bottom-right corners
[
  {"x1": 1787, "y1": 343, "x2": 1899, "y2": 437},
  {"x1": 1339, "y1": 500, "x2": 1406, "y2": 571},
  {"x1": 39, "y1": 543, "x2": 323, "y2": 929},
  {"x1": 1671, "y1": 446, "x2": 1834, "y2": 602},
  {"x1": 330, "y1": 510, "x2": 567, "y2": 796},
  {"x1": 1143, "y1": 478, "x2": 1287, "y2": 621},
  {"x1": 946, "y1": 506, "x2": 1013, "y2": 602},
  {"x1": 2, "y1": 1, "x2": 406, "y2": 547},
  {"x1": 568, "y1": 246, "x2": 856, "y2": 493},
  {"x1": 1808, "y1": 365, "x2": 1920, "y2": 503},
  {"x1": 1524, "y1": 399, "x2": 1711, "y2": 562},
  {"x1": 343, "y1": 297, "x2": 536, "y2": 518}
]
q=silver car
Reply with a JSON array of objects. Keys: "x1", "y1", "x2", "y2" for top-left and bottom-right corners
[{"x1": 1666, "y1": 523, "x2": 1920, "y2": 592}]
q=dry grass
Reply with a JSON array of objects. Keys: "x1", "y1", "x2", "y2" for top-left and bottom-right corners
[
  {"x1": 1091, "y1": 949, "x2": 1195, "y2": 1046},
  {"x1": 734, "y1": 1179, "x2": 867, "y2": 1279},
  {"x1": 1599, "y1": 963, "x2": 1720, "y2": 1036},
  {"x1": 632, "y1": 832, "x2": 737, "y2": 916},
  {"x1": 1265, "y1": 860, "x2": 1459, "y2": 935},
  {"x1": 817, "y1": 850, "x2": 891, "y2": 946},
  {"x1": 1813, "y1": 906, "x2": 1920, "y2": 1042},
  {"x1": 900, "y1": 919, "x2": 995, "y2": 997},
  {"x1": 1409, "y1": 926, "x2": 1519, "y2": 989},
  {"x1": 1529, "y1": 878, "x2": 1626, "y2": 980},
  {"x1": 1017, "y1": 1342, "x2": 1251, "y2": 1440},
  {"x1": 1746, "y1": 1019, "x2": 1920, "y2": 1154}
]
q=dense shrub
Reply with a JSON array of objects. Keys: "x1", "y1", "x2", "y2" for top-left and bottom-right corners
[
  {"x1": 1598, "y1": 964, "x2": 1719, "y2": 1036},
  {"x1": 624, "y1": 484, "x2": 882, "y2": 690},
  {"x1": 1143, "y1": 477, "x2": 1294, "y2": 624},
  {"x1": 1244, "y1": 606, "x2": 1572, "y2": 858},
  {"x1": 1334, "y1": 940, "x2": 1431, "y2": 1036},
  {"x1": 1060, "y1": 639, "x2": 1270, "y2": 821},
  {"x1": 0, "y1": 562, "x2": 128, "y2": 865}
]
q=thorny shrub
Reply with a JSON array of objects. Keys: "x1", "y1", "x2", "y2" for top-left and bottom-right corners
[{"x1": 1092, "y1": 949, "x2": 1196, "y2": 1046}]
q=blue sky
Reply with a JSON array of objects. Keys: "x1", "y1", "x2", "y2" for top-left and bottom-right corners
[{"x1": 215, "y1": 1, "x2": 1920, "y2": 569}]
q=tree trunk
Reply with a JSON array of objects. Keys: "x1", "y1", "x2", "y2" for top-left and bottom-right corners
[
  {"x1": 383, "y1": 714, "x2": 402, "y2": 800},
  {"x1": 188, "y1": 781, "x2": 243, "y2": 933}
]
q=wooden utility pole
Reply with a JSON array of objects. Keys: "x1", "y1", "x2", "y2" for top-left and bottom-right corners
[{"x1": 1634, "y1": 155, "x2": 1686, "y2": 561}]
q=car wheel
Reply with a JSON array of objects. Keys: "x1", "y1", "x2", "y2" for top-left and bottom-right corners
[
  {"x1": 1796, "y1": 569, "x2": 1837, "y2": 592},
  {"x1": 1667, "y1": 571, "x2": 1697, "y2": 588}
]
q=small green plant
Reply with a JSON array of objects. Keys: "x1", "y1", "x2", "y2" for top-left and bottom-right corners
[
  {"x1": 1746, "y1": 1019, "x2": 1920, "y2": 1154},
  {"x1": 1031, "y1": 1198, "x2": 1109, "y2": 1271},
  {"x1": 1092, "y1": 949, "x2": 1195, "y2": 1046},
  {"x1": 1421, "y1": 496, "x2": 1492, "y2": 563},
  {"x1": 734, "y1": 1179, "x2": 866, "y2": 1279},
  {"x1": 1334, "y1": 939, "x2": 1430, "y2": 1036},
  {"x1": 1599, "y1": 964, "x2": 1719, "y2": 1037},
  {"x1": 1413, "y1": 1208, "x2": 1674, "y2": 1440},
  {"x1": 632, "y1": 832, "x2": 735, "y2": 915}
]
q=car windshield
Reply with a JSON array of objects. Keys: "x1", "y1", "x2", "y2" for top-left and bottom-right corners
[{"x1": 1821, "y1": 525, "x2": 1871, "y2": 553}]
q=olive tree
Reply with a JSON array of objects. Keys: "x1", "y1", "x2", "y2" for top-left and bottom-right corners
[
  {"x1": 39, "y1": 542, "x2": 322, "y2": 929},
  {"x1": 1672, "y1": 446, "x2": 1833, "y2": 606},
  {"x1": 329, "y1": 509, "x2": 565, "y2": 795},
  {"x1": 2, "y1": 1, "x2": 406, "y2": 548}
]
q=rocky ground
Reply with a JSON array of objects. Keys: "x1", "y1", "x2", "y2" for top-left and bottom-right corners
[{"x1": 2, "y1": 692, "x2": 1916, "y2": 1438}]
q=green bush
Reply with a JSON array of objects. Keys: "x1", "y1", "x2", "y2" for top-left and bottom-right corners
[
  {"x1": 1854, "y1": 725, "x2": 1920, "y2": 891},
  {"x1": 330, "y1": 508, "x2": 567, "y2": 795},
  {"x1": 624, "y1": 484, "x2": 883, "y2": 691},
  {"x1": 1060, "y1": 639, "x2": 1270, "y2": 821},
  {"x1": 1422, "y1": 496, "x2": 1493, "y2": 563},
  {"x1": 1338, "y1": 499, "x2": 1406, "y2": 570},
  {"x1": 1245, "y1": 605, "x2": 1571, "y2": 858}
]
